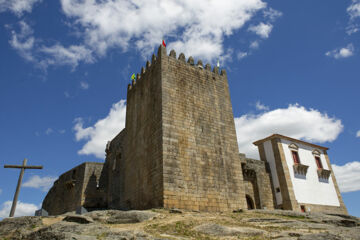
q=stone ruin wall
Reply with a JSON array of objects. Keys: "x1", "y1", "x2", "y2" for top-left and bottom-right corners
[
  {"x1": 42, "y1": 162, "x2": 105, "y2": 215},
  {"x1": 82, "y1": 162, "x2": 107, "y2": 210},
  {"x1": 240, "y1": 153, "x2": 275, "y2": 210},
  {"x1": 103, "y1": 129, "x2": 127, "y2": 209}
]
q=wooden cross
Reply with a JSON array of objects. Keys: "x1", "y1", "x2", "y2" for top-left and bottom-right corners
[{"x1": 4, "y1": 158, "x2": 43, "y2": 217}]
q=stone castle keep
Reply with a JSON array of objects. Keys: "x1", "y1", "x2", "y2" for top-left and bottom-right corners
[{"x1": 42, "y1": 45, "x2": 347, "y2": 215}]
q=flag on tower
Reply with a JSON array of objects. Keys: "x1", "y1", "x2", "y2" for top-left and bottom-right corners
[
  {"x1": 131, "y1": 73, "x2": 135, "y2": 81},
  {"x1": 162, "y1": 39, "x2": 166, "y2": 47}
]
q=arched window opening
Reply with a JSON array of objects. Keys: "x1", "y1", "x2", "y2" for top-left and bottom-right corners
[{"x1": 246, "y1": 194, "x2": 255, "y2": 210}]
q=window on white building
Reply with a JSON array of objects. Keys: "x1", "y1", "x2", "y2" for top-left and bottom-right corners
[
  {"x1": 291, "y1": 151, "x2": 300, "y2": 164},
  {"x1": 315, "y1": 156, "x2": 323, "y2": 169}
]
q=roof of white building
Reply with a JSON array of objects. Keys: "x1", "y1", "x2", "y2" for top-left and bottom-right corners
[{"x1": 253, "y1": 134, "x2": 329, "y2": 150}]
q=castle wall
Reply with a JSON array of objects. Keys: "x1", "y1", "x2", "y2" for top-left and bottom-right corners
[
  {"x1": 240, "y1": 154, "x2": 275, "y2": 210},
  {"x1": 83, "y1": 163, "x2": 106, "y2": 209},
  {"x1": 160, "y1": 47, "x2": 246, "y2": 212},
  {"x1": 119, "y1": 53, "x2": 164, "y2": 209},
  {"x1": 246, "y1": 158, "x2": 275, "y2": 210},
  {"x1": 104, "y1": 129, "x2": 126, "y2": 208},
  {"x1": 244, "y1": 180, "x2": 257, "y2": 208},
  {"x1": 42, "y1": 162, "x2": 104, "y2": 215}
]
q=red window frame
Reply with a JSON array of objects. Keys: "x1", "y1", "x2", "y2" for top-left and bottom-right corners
[
  {"x1": 291, "y1": 151, "x2": 300, "y2": 164},
  {"x1": 300, "y1": 205, "x2": 306, "y2": 212},
  {"x1": 315, "y1": 156, "x2": 323, "y2": 169}
]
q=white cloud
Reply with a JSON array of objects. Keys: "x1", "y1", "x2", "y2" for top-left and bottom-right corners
[
  {"x1": 7, "y1": 1, "x2": 280, "y2": 68},
  {"x1": 237, "y1": 51, "x2": 248, "y2": 60},
  {"x1": 74, "y1": 100, "x2": 343, "y2": 161},
  {"x1": 59, "y1": 129, "x2": 66, "y2": 134},
  {"x1": 8, "y1": 21, "x2": 94, "y2": 70},
  {"x1": 248, "y1": 22, "x2": 273, "y2": 38},
  {"x1": 326, "y1": 44, "x2": 355, "y2": 59},
  {"x1": 346, "y1": 1, "x2": 360, "y2": 35},
  {"x1": 234, "y1": 104, "x2": 343, "y2": 158},
  {"x1": 40, "y1": 44, "x2": 94, "y2": 70},
  {"x1": 60, "y1": 0, "x2": 275, "y2": 62},
  {"x1": 23, "y1": 175, "x2": 57, "y2": 192},
  {"x1": 80, "y1": 81, "x2": 89, "y2": 90},
  {"x1": 255, "y1": 101, "x2": 269, "y2": 111},
  {"x1": 348, "y1": 0, "x2": 360, "y2": 19},
  {"x1": 346, "y1": 24, "x2": 360, "y2": 35},
  {"x1": 9, "y1": 21, "x2": 35, "y2": 62},
  {"x1": 45, "y1": 128, "x2": 53, "y2": 135},
  {"x1": 0, "y1": 0, "x2": 42, "y2": 16},
  {"x1": 333, "y1": 161, "x2": 360, "y2": 193},
  {"x1": 74, "y1": 99, "x2": 127, "y2": 158},
  {"x1": 263, "y1": 7, "x2": 283, "y2": 21},
  {"x1": 0, "y1": 200, "x2": 39, "y2": 218},
  {"x1": 356, "y1": 130, "x2": 360, "y2": 137},
  {"x1": 250, "y1": 40, "x2": 260, "y2": 49}
]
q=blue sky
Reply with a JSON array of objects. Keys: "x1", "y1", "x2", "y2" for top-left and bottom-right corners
[{"x1": 0, "y1": 0, "x2": 360, "y2": 218}]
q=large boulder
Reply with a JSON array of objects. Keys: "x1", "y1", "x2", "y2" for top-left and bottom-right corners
[
  {"x1": 62, "y1": 215, "x2": 94, "y2": 224},
  {"x1": 84, "y1": 210, "x2": 158, "y2": 224},
  {"x1": 193, "y1": 223, "x2": 265, "y2": 237}
]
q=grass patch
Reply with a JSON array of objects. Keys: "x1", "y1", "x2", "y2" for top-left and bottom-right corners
[
  {"x1": 240, "y1": 236, "x2": 271, "y2": 240},
  {"x1": 145, "y1": 220, "x2": 213, "y2": 240},
  {"x1": 259, "y1": 225, "x2": 292, "y2": 232},
  {"x1": 96, "y1": 232, "x2": 109, "y2": 240},
  {"x1": 283, "y1": 215, "x2": 306, "y2": 220}
]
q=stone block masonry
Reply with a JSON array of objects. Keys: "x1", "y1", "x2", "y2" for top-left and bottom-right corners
[
  {"x1": 42, "y1": 162, "x2": 105, "y2": 215},
  {"x1": 115, "y1": 52, "x2": 164, "y2": 209},
  {"x1": 240, "y1": 154, "x2": 275, "y2": 210},
  {"x1": 104, "y1": 45, "x2": 247, "y2": 212},
  {"x1": 159, "y1": 46, "x2": 246, "y2": 211}
]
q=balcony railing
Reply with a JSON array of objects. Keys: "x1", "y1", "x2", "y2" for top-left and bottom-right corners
[
  {"x1": 317, "y1": 168, "x2": 331, "y2": 180},
  {"x1": 293, "y1": 163, "x2": 309, "y2": 176}
]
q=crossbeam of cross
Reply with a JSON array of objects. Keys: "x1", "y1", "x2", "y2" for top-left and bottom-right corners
[{"x1": 4, "y1": 159, "x2": 43, "y2": 217}]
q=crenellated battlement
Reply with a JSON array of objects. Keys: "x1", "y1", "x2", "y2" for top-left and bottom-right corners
[
  {"x1": 127, "y1": 53, "x2": 157, "y2": 91},
  {"x1": 166, "y1": 47, "x2": 227, "y2": 76},
  {"x1": 127, "y1": 45, "x2": 227, "y2": 92}
]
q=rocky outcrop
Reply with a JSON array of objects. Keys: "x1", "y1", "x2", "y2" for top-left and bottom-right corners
[
  {"x1": 84, "y1": 210, "x2": 158, "y2": 224},
  {"x1": 193, "y1": 223, "x2": 265, "y2": 237},
  {"x1": 0, "y1": 209, "x2": 359, "y2": 239}
]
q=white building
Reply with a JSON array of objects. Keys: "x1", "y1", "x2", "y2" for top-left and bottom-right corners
[{"x1": 253, "y1": 134, "x2": 347, "y2": 214}]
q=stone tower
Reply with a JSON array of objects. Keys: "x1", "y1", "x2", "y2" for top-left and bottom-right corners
[{"x1": 104, "y1": 45, "x2": 247, "y2": 212}]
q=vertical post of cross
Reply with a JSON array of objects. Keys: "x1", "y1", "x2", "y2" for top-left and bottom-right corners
[
  {"x1": 4, "y1": 158, "x2": 43, "y2": 217},
  {"x1": 10, "y1": 158, "x2": 27, "y2": 217}
]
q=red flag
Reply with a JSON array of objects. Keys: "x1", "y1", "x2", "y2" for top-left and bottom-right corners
[{"x1": 162, "y1": 39, "x2": 166, "y2": 47}]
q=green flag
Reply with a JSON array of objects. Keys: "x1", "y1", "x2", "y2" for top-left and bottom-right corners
[{"x1": 131, "y1": 73, "x2": 135, "y2": 81}]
